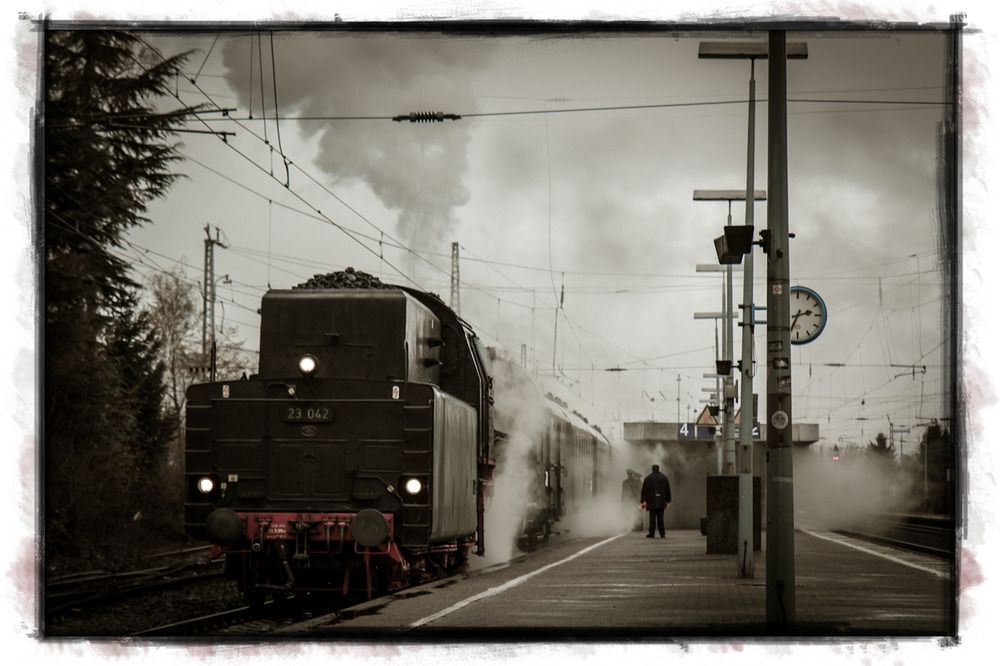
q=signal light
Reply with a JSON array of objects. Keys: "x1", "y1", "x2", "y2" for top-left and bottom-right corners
[
  {"x1": 404, "y1": 478, "x2": 423, "y2": 495},
  {"x1": 197, "y1": 477, "x2": 215, "y2": 494}
]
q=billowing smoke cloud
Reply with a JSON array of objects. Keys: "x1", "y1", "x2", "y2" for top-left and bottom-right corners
[
  {"x1": 629, "y1": 441, "x2": 703, "y2": 489},
  {"x1": 475, "y1": 355, "x2": 549, "y2": 567},
  {"x1": 477, "y1": 422, "x2": 542, "y2": 566},
  {"x1": 558, "y1": 478, "x2": 638, "y2": 539},
  {"x1": 534, "y1": 383, "x2": 639, "y2": 539},
  {"x1": 479, "y1": 362, "x2": 639, "y2": 560},
  {"x1": 794, "y1": 447, "x2": 918, "y2": 530},
  {"x1": 221, "y1": 33, "x2": 493, "y2": 252},
  {"x1": 614, "y1": 438, "x2": 920, "y2": 533}
]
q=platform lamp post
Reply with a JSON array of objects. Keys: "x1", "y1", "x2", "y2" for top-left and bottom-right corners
[
  {"x1": 699, "y1": 39, "x2": 768, "y2": 584},
  {"x1": 693, "y1": 286, "x2": 726, "y2": 474},
  {"x1": 696, "y1": 189, "x2": 765, "y2": 579},
  {"x1": 696, "y1": 194, "x2": 764, "y2": 483},
  {"x1": 694, "y1": 262, "x2": 737, "y2": 474}
]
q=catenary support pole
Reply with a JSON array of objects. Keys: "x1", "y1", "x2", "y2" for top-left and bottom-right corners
[{"x1": 765, "y1": 30, "x2": 795, "y2": 628}]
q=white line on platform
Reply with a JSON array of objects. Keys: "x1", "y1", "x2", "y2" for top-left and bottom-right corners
[
  {"x1": 801, "y1": 530, "x2": 948, "y2": 579},
  {"x1": 409, "y1": 532, "x2": 629, "y2": 628}
]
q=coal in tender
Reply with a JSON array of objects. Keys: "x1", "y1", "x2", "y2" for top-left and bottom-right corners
[{"x1": 294, "y1": 267, "x2": 397, "y2": 290}]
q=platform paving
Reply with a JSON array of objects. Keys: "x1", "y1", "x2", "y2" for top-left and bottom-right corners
[{"x1": 284, "y1": 528, "x2": 955, "y2": 639}]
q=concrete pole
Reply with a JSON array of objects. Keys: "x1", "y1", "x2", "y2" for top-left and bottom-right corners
[
  {"x1": 724, "y1": 262, "x2": 736, "y2": 475},
  {"x1": 719, "y1": 265, "x2": 730, "y2": 473},
  {"x1": 738, "y1": 57, "x2": 758, "y2": 579},
  {"x1": 715, "y1": 323, "x2": 723, "y2": 474},
  {"x1": 765, "y1": 30, "x2": 795, "y2": 628},
  {"x1": 677, "y1": 375, "x2": 681, "y2": 423}
]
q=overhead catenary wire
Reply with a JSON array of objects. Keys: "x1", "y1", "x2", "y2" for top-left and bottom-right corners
[
  {"x1": 121, "y1": 34, "x2": 949, "y2": 439},
  {"x1": 209, "y1": 95, "x2": 948, "y2": 123},
  {"x1": 164, "y1": 78, "x2": 944, "y2": 342},
  {"x1": 144, "y1": 35, "x2": 949, "y2": 308},
  {"x1": 129, "y1": 38, "x2": 438, "y2": 294},
  {"x1": 48, "y1": 211, "x2": 266, "y2": 336},
  {"x1": 173, "y1": 100, "x2": 946, "y2": 408},
  {"x1": 191, "y1": 32, "x2": 220, "y2": 84},
  {"x1": 133, "y1": 36, "x2": 949, "y2": 270}
]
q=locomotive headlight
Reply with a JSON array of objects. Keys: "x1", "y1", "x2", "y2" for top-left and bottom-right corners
[
  {"x1": 298, "y1": 354, "x2": 318, "y2": 375},
  {"x1": 404, "y1": 478, "x2": 423, "y2": 495},
  {"x1": 197, "y1": 476, "x2": 215, "y2": 494}
]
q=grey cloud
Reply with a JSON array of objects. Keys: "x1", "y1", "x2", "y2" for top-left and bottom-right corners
[{"x1": 221, "y1": 33, "x2": 495, "y2": 251}]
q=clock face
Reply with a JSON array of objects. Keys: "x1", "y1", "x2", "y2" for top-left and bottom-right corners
[{"x1": 789, "y1": 286, "x2": 827, "y2": 344}]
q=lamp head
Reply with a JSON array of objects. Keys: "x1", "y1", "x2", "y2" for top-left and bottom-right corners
[{"x1": 714, "y1": 225, "x2": 755, "y2": 264}]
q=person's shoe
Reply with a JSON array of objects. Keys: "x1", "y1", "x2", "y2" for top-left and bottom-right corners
[
  {"x1": 645, "y1": 534, "x2": 654, "y2": 538},
  {"x1": 659, "y1": 534, "x2": 666, "y2": 538}
]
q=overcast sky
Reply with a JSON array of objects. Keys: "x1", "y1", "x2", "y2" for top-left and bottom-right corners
[{"x1": 117, "y1": 22, "x2": 956, "y2": 455}]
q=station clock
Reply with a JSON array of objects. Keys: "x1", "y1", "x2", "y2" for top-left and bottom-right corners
[{"x1": 789, "y1": 286, "x2": 827, "y2": 345}]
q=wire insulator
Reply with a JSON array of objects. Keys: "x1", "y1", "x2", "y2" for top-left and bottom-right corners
[{"x1": 392, "y1": 111, "x2": 461, "y2": 123}]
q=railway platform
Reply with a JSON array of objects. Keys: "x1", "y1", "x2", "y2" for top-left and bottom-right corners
[{"x1": 279, "y1": 528, "x2": 955, "y2": 639}]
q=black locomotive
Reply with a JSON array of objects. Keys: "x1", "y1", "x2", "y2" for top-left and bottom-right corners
[{"x1": 184, "y1": 270, "x2": 611, "y2": 602}]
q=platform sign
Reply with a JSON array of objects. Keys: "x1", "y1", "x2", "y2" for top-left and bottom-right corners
[
  {"x1": 678, "y1": 423, "x2": 717, "y2": 440},
  {"x1": 678, "y1": 422, "x2": 761, "y2": 440}
]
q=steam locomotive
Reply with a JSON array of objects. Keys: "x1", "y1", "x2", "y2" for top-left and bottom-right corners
[{"x1": 184, "y1": 271, "x2": 612, "y2": 603}]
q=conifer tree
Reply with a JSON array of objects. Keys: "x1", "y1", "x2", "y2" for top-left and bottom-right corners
[
  {"x1": 865, "y1": 432, "x2": 897, "y2": 475},
  {"x1": 44, "y1": 30, "x2": 201, "y2": 567}
]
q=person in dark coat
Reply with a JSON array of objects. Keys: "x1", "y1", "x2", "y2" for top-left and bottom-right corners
[
  {"x1": 640, "y1": 464, "x2": 672, "y2": 538},
  {"x1": 621, "y1": 469, "x2": 643, "y2": 530}
]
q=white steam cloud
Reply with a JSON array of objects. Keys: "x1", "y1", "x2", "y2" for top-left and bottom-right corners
[
  {"x1": 480, "y1": 362, "x2": 642, "y2": 558},
  {"x1": 794, "y1": 448, "x2": 918, "y2": 530},
  {"x1": 559, "y1": 482, "x2": 638, "y2": 539},
  {"x1": 476, "y1": 356, "x2": 549, "y2": 567}
]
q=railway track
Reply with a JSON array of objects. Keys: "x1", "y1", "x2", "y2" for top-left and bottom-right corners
[
  {"x1": 832, "y1": 513, "x2": 954, "y2": 558},
  {"x1": 46, "y1": 548, "x2": 224, "y2": 614},
  {"x1": 131, "y1": 537, "x2": 564, "y2": 637},
  {"x1": 132, "y1": 604, "x2": 274, "y2": 636},
  {"x1": 132, "y1": 596, "x2": 369, "y2": 637}
]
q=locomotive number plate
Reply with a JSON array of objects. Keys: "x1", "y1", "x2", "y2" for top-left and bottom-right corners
[{"x1": 284, "y1": 405, "x2": 333, "y2": 422}]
